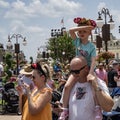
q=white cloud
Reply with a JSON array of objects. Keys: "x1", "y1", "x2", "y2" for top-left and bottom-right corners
[
  {"x1": 4, "y1": 0, "x2": 36, "y2": 20},
  {"x1": 111, "y1": 10, "x2": 120, "y2": 21},
  {"x1": 0, "y1": 0, "x2": 9, "y2": 8},
  {"x1": 97, "y1": 2, "x2": 107, "y2": 11},
  {"x1": 9, "y1": 20, "x2": 45, "y2": 37},
  {"x1": 4, "y1": 0, "x2": 83, "y2": 20}
]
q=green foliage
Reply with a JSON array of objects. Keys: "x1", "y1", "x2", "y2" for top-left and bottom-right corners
[
  {"x1": 3, "y1": 53, "x2": 15, "y2": 83},
  {"x1": 47, "y1": 33, "x2": 75, "y2": 63}
]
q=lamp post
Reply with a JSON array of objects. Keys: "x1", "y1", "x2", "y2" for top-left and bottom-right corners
[
  {"x1": 94, "y1": 26, "x2": 102, "y2": 54},
  {"x1": 7, "y1": 34, "x2": 27, "y2": 75},
  {"x1": 51, "y1": 27, "x2": 66, "y2": 60},
  {"x1": 119, "y1": 26, "x2": 120, "y2": 34},
  {"x1": 37, "y1": 46, "x2": 50, "y2": 61},
  {"x1": 96, "y1": 8, "x2": 114, "y2": 65}
]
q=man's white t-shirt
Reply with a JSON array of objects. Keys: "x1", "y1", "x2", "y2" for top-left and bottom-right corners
[{"x1": 62, "y1": 78, "x2": 109, "y2": 120}]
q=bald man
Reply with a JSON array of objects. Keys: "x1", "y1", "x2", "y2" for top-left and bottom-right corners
[{"x1": 61, "y1": 56, "x2": 113, "y2": 120}]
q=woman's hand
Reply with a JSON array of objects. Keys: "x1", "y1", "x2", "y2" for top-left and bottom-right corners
[
  {"x1": 16, "y1": 85, "x2": 23, "y2": 96},
  {"x1": 22, "y1": 82, "x2": 31, "y2": 96}
]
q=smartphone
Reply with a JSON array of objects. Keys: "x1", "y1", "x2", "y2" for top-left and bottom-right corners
[{"x1": 18, "y1": 75, "x2": 33, "y2": 86}]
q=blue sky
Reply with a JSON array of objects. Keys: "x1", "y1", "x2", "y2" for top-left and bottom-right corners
[{"x1": 0, "y1": 0, "x2": 120, "y2": 61}]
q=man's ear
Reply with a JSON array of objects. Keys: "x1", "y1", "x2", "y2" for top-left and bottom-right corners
[{"x1": 84, "y1": 66, "x2": 89, "y2": 72}]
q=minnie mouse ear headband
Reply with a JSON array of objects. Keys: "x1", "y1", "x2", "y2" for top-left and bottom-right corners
[
  {"x1": 74, "y1": 17, "x2": 96, "y2": 30},
  {"x1": 31, "y1": 63, "x2": 50, "y2": 78}
]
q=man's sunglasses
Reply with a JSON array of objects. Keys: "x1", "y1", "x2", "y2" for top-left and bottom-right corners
[{"x1": 70, "y1": 65, "x2": 87, "y2": 74}]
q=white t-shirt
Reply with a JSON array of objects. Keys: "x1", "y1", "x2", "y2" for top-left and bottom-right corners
[
  {"x1": 61, "y1": 78, "x2": 109, "y2": 120},
  {"x1": 0, "y1": 64, "x2": 4, "y2": 77}
]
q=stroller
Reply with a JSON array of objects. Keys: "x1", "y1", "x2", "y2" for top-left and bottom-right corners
[
  {"x1": 102, "y1": 87, "x2": 120, "y2": 120},
  {"x1": 1, "y1": 82, "x2": 20, "y2": 115},
  {"x1": 51, "y1": 90, "x2": 61, "y2": 120}
]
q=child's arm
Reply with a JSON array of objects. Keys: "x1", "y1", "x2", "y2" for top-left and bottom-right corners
[
  {"x1": 89, "y1": 56, "x2": 96, "y2": 75},
  {"x1": 62, "y1": 74, "x2": 77, "y2": 108},
  {"x1": 69, "y1": 27, "x2": 83, "y2": 40}
]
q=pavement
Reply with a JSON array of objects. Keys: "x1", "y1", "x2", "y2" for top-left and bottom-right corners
[{"x1": 0, "y1": 114, "x2": 21, "y2": 120}]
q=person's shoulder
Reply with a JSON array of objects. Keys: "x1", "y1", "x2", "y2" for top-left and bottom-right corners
[
  {"x1": 111, "y1": 69, "x2": 118, "y2": 73},
  {"x1": 43, "y1": 87, "x2": 52, "y2": 93},
  {"x1": 97, "y1": 77, "x2": 109, "y2": 94},
  {"x1": 0, "y1": 64, "x2": 3, "y2": 69},
  {"x1": 97, "y1": 77, "x2": 106, "y2": 84}
]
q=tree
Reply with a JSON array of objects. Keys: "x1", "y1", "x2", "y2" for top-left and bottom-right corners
[
  {"x1": 47, "y1": 33, "x2": 75, "y2": 64},
  {"x1": 3, "y1": 53, "x2": 15, "y2": 83}
]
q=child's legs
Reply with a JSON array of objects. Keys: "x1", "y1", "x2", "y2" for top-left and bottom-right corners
[{"x1": 63, "y1": 74, "x2": 77, "y2": 108}]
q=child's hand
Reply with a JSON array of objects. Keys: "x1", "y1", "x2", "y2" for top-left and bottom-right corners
[
  {"x1": 87, "y1": 73, "x2": 98, "y2": 89},
  {"x1": 87, "y1": 73, "x2": 95, "y2": 81}
]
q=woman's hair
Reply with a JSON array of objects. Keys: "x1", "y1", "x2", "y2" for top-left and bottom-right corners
[
  {"x1": 31, "y1": 62, "x2": 50, "y2": 82},
  {"x1": 41, "y1": 64, "x2": 50, "y2": 79}
]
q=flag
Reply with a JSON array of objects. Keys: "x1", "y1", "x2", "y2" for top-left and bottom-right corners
[
  {"x1": 61, "y1": 18, "x2": 64, "y2": 24},
  {"x1": 61, "y1": 18, "x2": 64, "y2": 27}
]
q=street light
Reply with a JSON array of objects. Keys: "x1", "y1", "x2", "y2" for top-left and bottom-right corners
[
  {"x1": 119, "y1": 26, "x2": 120, "y2": 34},
  {"x1": 96, "y1": 8, "x2": 115, "y2": 65},
  {"x1": 94, "y1": 26, "x2": 102, "y2": 54},
  {"x1": 7, "y1": 34, "x2": 27, "y2": 75},
  {"x1": 37, "y1": 46, "x2": 50, "y2": 61}
]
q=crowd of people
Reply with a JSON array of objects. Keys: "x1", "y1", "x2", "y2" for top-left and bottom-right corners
[
  {"x1": 1, "y1": 16, "x2": 120, "y2": 120},
  {"x1": 14, "y1": 57, "x2": 119, "y2": 120}
]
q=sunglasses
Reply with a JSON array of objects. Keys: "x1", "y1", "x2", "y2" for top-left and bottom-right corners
[{"x1": 70, "y1": 65, "x2": 87, "y2": 74}]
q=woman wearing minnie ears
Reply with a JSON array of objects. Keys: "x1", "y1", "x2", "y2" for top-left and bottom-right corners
[
  {"x1": 17, "y1": 62, "x2": 52, "y2": 120},
  {"x1": 59, "y1": 17, "x2": 103, "y2": 120}
]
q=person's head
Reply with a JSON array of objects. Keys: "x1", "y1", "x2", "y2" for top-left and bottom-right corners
[
  {"x1": 31, "y1": 62, "x2": 50, "y2": 87},
  {"x1": 74, "y1": 17, "x2": 96, "y2": 40},
  {"x1": 70, "y1": 56, "x2": 89, "y2": 79},
  {"x1": 112, "y1": 60, "x2": 119, "y2": 70},
  {"x1": 19, "y1": 64, "x2": 33, "y2": 77},
  {"x1": 98, "y1": 63, "x2": 104, "y2": 70},
  {"x1": 77, "y1": 29, "x2": 91, "y2": 40}
]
